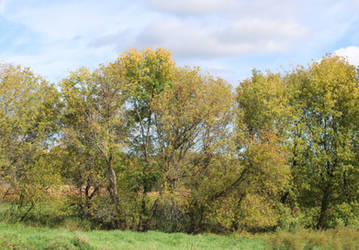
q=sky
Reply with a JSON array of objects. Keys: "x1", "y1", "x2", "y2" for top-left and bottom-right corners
[{"x1": 0, "y1": 0, "x2": 359, "y2": 86}]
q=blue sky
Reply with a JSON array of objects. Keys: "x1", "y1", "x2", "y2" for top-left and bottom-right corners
[{"x1": 1, "y1": 0, "x2": 359, "y2": 86}]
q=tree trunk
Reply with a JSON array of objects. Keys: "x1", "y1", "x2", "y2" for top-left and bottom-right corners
[
  {"x1": 137, "y1": 196, "x2": 146, "y2": 231},
  {"x1": 143, "y1": 198, "x2": 159, "y2": 232},
  {"x1": 106, "y1": 157, "x2": 119, "y2": 205},
  {"x1": 317, "y1": 187, "x2": 330, "y2": 229}
]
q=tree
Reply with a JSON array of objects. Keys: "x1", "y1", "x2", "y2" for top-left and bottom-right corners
[
  {"x1": 61, "y1": 64, "x2": 127, "y2": 225},
  {"x1": 151, "y1": 67, "x2": 234, "y2": 232},
  {"x1": 115, "y1": 48, "x2": 176, "y2": 231},
  {"x1": 236, "y1": 69, "x2": 291, "y2": 138},
  {"x1": 288, "y1": 56, "x2": 359, "y2": 228},
  {"x1": 0, "y1": 64, "x2": 61, "y2": 219},
  {"x1": 233, "y1": 70, "x2": 291, "y2": 231}
]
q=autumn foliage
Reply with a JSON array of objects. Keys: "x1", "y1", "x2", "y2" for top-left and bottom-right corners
[{"x1": 0, "y1": 50, "x2": 359, "y2": 233}]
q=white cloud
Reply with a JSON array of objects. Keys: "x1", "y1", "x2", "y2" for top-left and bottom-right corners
[
  {"x1": 0, "y1": 40, "x2": 117, "y2": 82},
  {"x1": 4, "y1": 1, "x2": 137, "y2": 41},
  {"x1": 217, "y1": 18, "x2": 307, "y2": 43},
  {"x1": 145, "y1": 0, "x2": 238, "y2": 15},
  {"x1": 130, "y1": 0, "x2": 312, "y2": 59},
  {"x1": 134, "y1": 16, "x2": 308, "y2": 58},
  {"x1": 334, "y1": 46, "x2": 359, "y2": 66},
  {"x1": 0, "y1": 0, "x2": 358, "y2": 83},
  {"x1": 0, "y1": 0, "x2": 148, "y2": 81}
]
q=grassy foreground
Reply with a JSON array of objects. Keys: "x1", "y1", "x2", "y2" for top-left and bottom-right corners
[
  {"x1": 0, "y1": 223, "x2": 264, "y2": 250},
  {"x1": 1, "y1": 201, "x2": 359, "y2": 249},
  {"x1": 2, "y1": 223, "x2": 359, "y2": 250}
]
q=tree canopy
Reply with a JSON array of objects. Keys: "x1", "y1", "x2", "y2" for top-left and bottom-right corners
[{"x1": 1, "y1": 50, "x2": 359, "y2": 232}]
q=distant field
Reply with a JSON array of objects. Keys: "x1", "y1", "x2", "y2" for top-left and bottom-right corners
[{"x1": 0, "y1": 223, "x2": 265, "y2": 250}]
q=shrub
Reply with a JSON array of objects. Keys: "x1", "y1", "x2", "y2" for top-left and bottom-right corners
[{"x1": 265, "y1": 227, "x2": 359, "y2": 250}]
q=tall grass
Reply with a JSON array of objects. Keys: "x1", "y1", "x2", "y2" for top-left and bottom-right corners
[
  {"x1": 0, "y1": 199, "x2": 94, "y2": 231},
  {"x1": 265, "y1": 227, "x2": 359, "y2": 250}
]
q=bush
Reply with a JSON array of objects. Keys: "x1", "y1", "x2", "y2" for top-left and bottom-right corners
[{"x1": 265, "y1": 227, "x2": 359, "y2": 250}]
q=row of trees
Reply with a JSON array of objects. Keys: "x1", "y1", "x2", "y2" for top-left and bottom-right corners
[{"x1": 1, "y1": 49, "x2": 359, "y2": 232}]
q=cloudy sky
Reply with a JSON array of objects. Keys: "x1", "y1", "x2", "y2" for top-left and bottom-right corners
[{"x1": 1, "y1": 0, "x2": 359, "y2": 85}]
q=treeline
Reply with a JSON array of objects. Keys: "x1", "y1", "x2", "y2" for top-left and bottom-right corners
[{"x1": 1, "y1": 48, "x2": 359, "y2": 233}]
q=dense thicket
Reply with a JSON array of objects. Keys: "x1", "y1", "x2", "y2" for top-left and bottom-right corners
[{"x1": 0, "y1": 50, "x2": 358, "y2": 233}]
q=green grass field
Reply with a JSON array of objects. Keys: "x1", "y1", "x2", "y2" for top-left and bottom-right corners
[
  {"x1": 1, "y1": 202, "x2": 359, "y2": 249},
  {"x1": 2, "y1": 222, "x2": 359, "y2": 249},
  {"x1": 0, "y1": 223, "x2": 265, "y2": 250}
]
